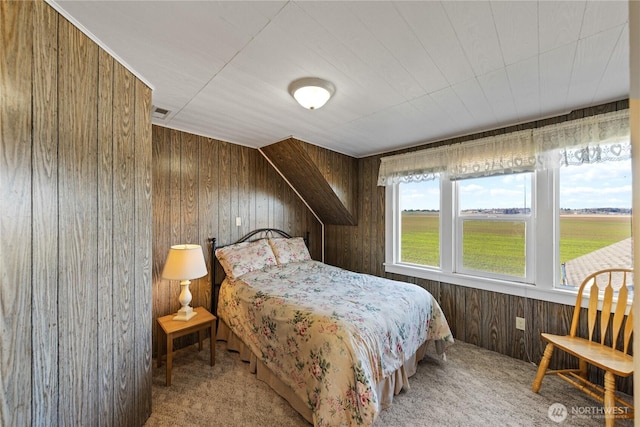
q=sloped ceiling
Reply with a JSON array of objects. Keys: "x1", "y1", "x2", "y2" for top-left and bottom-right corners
[{"x1": 51, "y1": 1, "x2": 629, "y2": 157}]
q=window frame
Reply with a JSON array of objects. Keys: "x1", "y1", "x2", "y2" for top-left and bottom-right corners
[
  {"x1": 385, "y1": 169, "x2": 584, "y2": 307},
  {"x1": 453, "y1": 174, "x2": 535, "y2": 283}
]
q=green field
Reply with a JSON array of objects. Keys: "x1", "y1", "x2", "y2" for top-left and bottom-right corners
[{"x1": 401, "y1": 212, "x2": 631, "y2": 275}]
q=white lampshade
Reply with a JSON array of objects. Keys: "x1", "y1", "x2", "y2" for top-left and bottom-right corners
[
  {"x1": 162, "y1": 244, "x2": 208, "y2": 281},
  {"x1": 288, "y1": 77, "x2": 335, "y2": 110}
]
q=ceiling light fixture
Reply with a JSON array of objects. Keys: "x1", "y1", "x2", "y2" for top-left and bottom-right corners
[{"x1": 288, "y1": 77, "x2": 335, "y2": 110}]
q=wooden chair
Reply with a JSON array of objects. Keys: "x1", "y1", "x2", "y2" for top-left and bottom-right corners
[{"x1": 532, "y1": 268, "x2": 634, "y2": 426}]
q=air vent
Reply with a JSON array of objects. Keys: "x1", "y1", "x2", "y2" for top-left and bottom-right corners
[{"x1": 151, "y1": 106, "x2": 171, "y2": 120}]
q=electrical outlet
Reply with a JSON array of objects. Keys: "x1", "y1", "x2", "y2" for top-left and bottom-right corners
[
  {"x1": 516, "y1": 317, "x2": 526, "y2": 331},
  {"x1": 235, "y1": 217, "x2": 242, "y2": 227}
]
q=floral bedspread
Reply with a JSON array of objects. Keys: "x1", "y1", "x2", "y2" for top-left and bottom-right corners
[{"x1": 217, "y1": 260, "x2": 454, "y2": 426}]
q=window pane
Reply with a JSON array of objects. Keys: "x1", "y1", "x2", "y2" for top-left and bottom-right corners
[
  {"x1": 458, "y1": 173, "x2": 531, "y2": 214},
  {"x1": 461, "y1": 220, "x2": 526, "y2": 277},
  {"x1": 558, "y1": 157, "x2": 633, "y2": 288},
  {"x1": 400, "y1": 180, "x2": 440, "y2": 267}
]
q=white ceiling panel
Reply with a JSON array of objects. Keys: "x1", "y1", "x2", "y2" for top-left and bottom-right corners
[
  {"x1": 538, "y1": 1, "x2": 586, "y2": 52},
  {"x1": 594, "y1": 24, "x2": 630, "y2": 101},
  {"x1": 396, "y1": 2, "x2": 475, "y2": 86},
  {"x1": 442, "y1": 1, "x2": 505, "y2": 77},
  {"x1": 430, "y1": 86, "x2": 476, "y2": 132},
  {"x1": 350, "y1": 2, "x2": 449, "y2": 96},
  {"x1": 452, "y1": 78, "x2": 496, "y2": 124},
  {"x1": 477, "y1": 68, "x2": 518, "y2": 122},
  {"x1": 566, "y1": 25, "x2": 626, "y2": 106},
  {"x1": 538, "y1": 42, "x2": 578, "y2": 114},
  {"x1": 491, "y1": 1, "x2": 539, "y2": 65},
  {"x1": 506, "y1": 56, "x2": 541, "y2": 120},
  {"x1": 51, "y1": 0, "x2": 630, "y2": 157},
  {"x1": 581, "y1": 0, "x2": 629, "y2": 38}
]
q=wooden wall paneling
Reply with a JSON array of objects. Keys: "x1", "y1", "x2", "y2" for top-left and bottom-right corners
[
  {"x1": 324, "y1": 225, "x2": 336, "y2": 265},
  {"x1": 313, "y1": 215, "x2": 323, "y2": 260},
  {"x1": 464, "y1": 288, "x2": 481, "y2": 346},
  {"x1": 180, "y1": 131, "x2": 199, "y2": 243},
  {"x1": 508, "y1": 295, "x2": 526, "y2": 361},
  {"x1": 199, "y1": 136, "x2": 219, "y2": 313},
  {"x1": 545, "y1": 302, "x2": 573, "y2": 370},
  {"x1": 0, "y1": 1, "x2": 33, "y2": 424},
  {"x1": 368, "y1": 157, "x2": 378, "y2": 275},
  {"x1": 133, "y1": 79, "x2": 153, "y2": 424},
  {"x1": 529, "y1": 299, "x2": 549, "y2": 368},
  {"x1": 31, "y1": 1, "x2": 57, "y2": 424},
  {"x1": 360, "y1": 158, "x2": 372, "y2": 274},
  {"x1": 58, "y1": 17, "x2": 99, "y2": 423},
  {"x1": 415, "y1": 278, "x2": 438, "y2": 300},
  {"x1": 180, "y1": 131, "x2": 200, "y2": 304},
  {"x1": 374, "y1": 164, "x2": 384, "y2": 277},
  {"x1": 282, "y1": 172, "x2": 293, "y2": 234},
  {"x1": 152, "y1": 127, "x2": 172, "y2": 329},
  {"x1": 217, "y1": 140, "x2": 231, "y2": 244},
  {"x1": 266, "y1": 150, "x2": 276, "y2": 226},
  {"x1": 169, "y1": 130, "x2": 182, "y2": 313},
  {"x1": 261, "y1": 139, "x2": 355, "y2": 225},
  {"x1": 551, "y1": 300, "x2": 575, "y2": 370},
  {"x1": 112, "y1": 62, "x2": 135, "y2": 426},
  {"x1": 326, "y1": 226, "x2": 337, "y2": 265},
  {"x1": 274, "y1": 157, "x2": 285, "y2": 229},
  {"x1": 229, "y1": 142, "x2": 240, "y2": 243},
  {"x1": 247, "y1": 147, "x2": 257, "y2": 233},
  {"x1": 1, "y1": 3, "x2": 153, "y2": 422},
  {"x1": 96, "y1": 48, "x2": 114, "y2": 427},
  {"x1": 341, "y1": 155, "x2": 349, "y2": 215},
  {"x1": 325, "y1": 148, "x2": 335, "y2": 200},
  {"x1": 482, "y1": 291, "x2": 508, "y2": 354},
  {"x1": 371, "y1": 158, "x2": 384, "y2": 277},
  {"x1": 453, "y1": 285, "x2": 467, "y2": 342},
  {"x1": 239, "y1": 146, "x2": 251, "y2": 238},
  {"x1": 255, "y1": 154, "x2": 269, "y2": 229},
  {"x1": 438, "y1": 283, "x2": 458, "y2": 339}
]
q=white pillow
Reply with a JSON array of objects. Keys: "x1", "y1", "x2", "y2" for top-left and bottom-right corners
[
  {"x1": 268, "y1": 237, "x2": 311, "y2": 264},
  {"x1": 215, "y1": 238, "x2": 277, "y2": 279}
]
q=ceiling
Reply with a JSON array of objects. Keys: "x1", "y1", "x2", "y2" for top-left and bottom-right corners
[{"x1": 51, "y1": 1, "x2": 629, "y2": 158}]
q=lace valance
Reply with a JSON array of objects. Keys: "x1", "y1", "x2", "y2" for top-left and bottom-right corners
[{"x1": 378, "y1": 109, "x2": 630, "y2": 186}]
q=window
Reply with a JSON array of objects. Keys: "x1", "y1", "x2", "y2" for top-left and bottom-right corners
[
  {"x1": 382, "y1": 114, "x2": 633, "y2": 306},
  {"x1": 399, "y1": 180, "x2": 440, "y2": 267},
  {"x1": 558, "y1": 159, "x2": 633, "y2": 289},
  {"x1": 456, "y1": 174, "x2": 532, "y2": 281},
  {"x1": 387, "y1": 165, "x2": 632, "y2": 304}
]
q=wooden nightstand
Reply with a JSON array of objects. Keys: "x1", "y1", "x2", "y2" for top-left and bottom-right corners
[{"x1": 157, "y1": 306, "x2": 216, "y2": 386}]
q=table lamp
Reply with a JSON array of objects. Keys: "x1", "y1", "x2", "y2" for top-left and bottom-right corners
[{"x1": 162, "y1": 244, "x2": 208, "y2": 321}]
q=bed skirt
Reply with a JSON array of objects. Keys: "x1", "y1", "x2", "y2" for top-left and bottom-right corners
[{"x1": 216, "y1": 319, "x2": 431, "y2": 425}]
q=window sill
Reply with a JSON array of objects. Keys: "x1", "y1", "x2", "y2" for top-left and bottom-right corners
[{"x1": 384, "y1": 262, "x2": 583, "y2": 307}]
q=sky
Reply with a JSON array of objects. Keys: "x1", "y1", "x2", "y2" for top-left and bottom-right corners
[{"x1": 400, "y1": 159, "x2": 632, "y2": 211}]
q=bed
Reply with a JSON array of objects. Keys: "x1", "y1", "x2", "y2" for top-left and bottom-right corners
[{"x1": 211, "y1": 229, "x2": 454, "y2": 426}]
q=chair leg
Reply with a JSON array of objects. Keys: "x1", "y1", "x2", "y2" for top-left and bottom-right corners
[
  {"x1": 532, "y1": 343, "x2": 554, "y2": 393},
  {"x1": 603, "y1": 371, "x2": 616, "y2": 427},
  {"x1": 578, "y1": 358, "x2": 587, "y2": 379}
]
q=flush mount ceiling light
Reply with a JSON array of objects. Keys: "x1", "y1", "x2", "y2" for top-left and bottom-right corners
[{"x1": 288, "y1": 77, "x2": 335, "y2": 110}]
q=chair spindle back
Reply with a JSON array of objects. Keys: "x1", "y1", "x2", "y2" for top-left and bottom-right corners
[{"x1": 569, "y1": 268, "x2": 634, "y2": 354}]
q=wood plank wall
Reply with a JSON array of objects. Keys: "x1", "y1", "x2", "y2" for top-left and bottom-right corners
[
  {"x1": 0, "y1": 1, "x2": 153, "y2": 425},
  {"x1": 325, "y1": 100, "x2": 633, "y2": 395},
  {"x1": 151, "y1": 127, "x2": 323, "y2": 352},
  {"x1": 299, "y1": 140, "x2": 359, "y2": 220},
  {"x1": 260, "y1": 139, "x2": 356, "y2": 225}
]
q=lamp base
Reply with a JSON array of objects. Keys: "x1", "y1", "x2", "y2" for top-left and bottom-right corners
[{"x1": 173, "y1": 306, "x2": 197, "y2": 321}]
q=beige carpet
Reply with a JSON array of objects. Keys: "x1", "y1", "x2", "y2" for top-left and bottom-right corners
[{"x1": 145, "y1": 339, "x2": 633, "y2": 426}]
